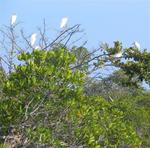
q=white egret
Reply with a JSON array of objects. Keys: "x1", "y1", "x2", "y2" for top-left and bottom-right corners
[
  {"x1": 132, "y1": 41, "x2": 140, "y2": 49},
  {"x1": 60, "y1": 17, "x2": 68, "y2": 29},
  {"x1": 11, "y1": 14, "x2": 17, "y2": 25},
  {"x1": 35, "y1": 45, "x2": 40, "y2": 50},
  {"x1": 30, "y1": 33, "x2": 37, "y2": 46},
  {"x1": 114, "y1": 52, "x2": 122, "y2": 58}
]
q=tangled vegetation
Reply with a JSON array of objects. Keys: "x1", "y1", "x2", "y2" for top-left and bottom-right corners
[{"x1": 0, "y1": 23, "x2": 150, "y2": 147}]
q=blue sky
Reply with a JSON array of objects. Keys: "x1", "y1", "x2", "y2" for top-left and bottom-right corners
[{"x1": 0, "y1": 0, "x2": 150, "y2": 49}]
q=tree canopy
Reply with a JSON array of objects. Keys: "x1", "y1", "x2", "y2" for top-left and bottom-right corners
[{"x1": 0, "y1": 23, "x2": 150, "y2": 147}]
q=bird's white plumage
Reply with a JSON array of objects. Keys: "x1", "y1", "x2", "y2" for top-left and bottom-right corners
[
  {"x1": 11, "y1": 14, "x2": 17, "y2": 25},
  {"x1": 60, "y1": 17, "x2": 68, "y2": 29},
  {"x1": 114, "y1": 52, "x2": 122, "y2": 58},
  {"x1": 132, "y1": 41, "x2": 140, "y2": 49},
  {"x1": 30, "y1": 33, "x2": 37, "y2": 46},
  {"x1": 35, "y1": 45, "x2": 40, "y2": 49}
]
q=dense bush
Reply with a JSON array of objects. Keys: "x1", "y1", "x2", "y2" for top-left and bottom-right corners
[
  {"x1": 0, "y1": 47, "x2": 149, "y2": 147},
  {"x1": 112, "y1": 93, "x2": 150, "y2": 147},
  {"x1": 68, "y1": 96, "x2": 141, "y2": 147}
]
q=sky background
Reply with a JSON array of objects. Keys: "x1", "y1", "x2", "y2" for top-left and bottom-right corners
[{"x1": 0, "y1": 0, "x2": 150, "y2": 50}]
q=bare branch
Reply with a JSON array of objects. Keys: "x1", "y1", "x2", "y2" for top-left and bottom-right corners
[{"x1": 43, "y1": 24, "x2": 81, "y2": 50}]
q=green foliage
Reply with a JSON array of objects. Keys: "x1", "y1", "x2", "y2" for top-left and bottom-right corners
[
  {"x1": 68, "y1": 96, "x2": 141, "y2": 147},
  {"x1": 85, "y1": 70, "x2": 143, "y2": 100},
  {"x1": 71, "y1": 46, "x2": 90, "y2": 72},
  {"x1": 112, "y1": 92, "x2": 150, "y2": 147},
  {"x1": 1, "y1": 48, "x2": 85, "y2": 146},
  {"x1": 0, "y1": 68, "x2": 6, "y2": 98},
  {"x1": 101, "y1": 41, "x2": 150, "y2": 85},
  {"x1": 0, "y1": 144, "x2": 7, "y2": 148},
  {"x1": 4, "y1": 48, "x2": 84, "y2": 98},
  {"x1": 105, "y1": 41, "x2": 122, "y2": 55},
  {"x1": 0, "y1": 43, "x2": 150, "y2": 147}
]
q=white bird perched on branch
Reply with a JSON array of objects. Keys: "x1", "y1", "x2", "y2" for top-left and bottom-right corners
[
  {"x1": 132, "y1": 41, "x2": 140, "y2": 49},
  {"x1": 60, "y1": 17, "x2": 68, "y2": 29},
  {"x1": 30, "y1": 33, "x2": 37, "y2": 46},
  {"x1": 114, "y1": 52, "x2": 122, "y2": 58},
  {"x1": 11, "y1": 14, "x2": 17, "y2": 26},
  {"x1": 35, "y1": 45, "x2": 41, "y2": 50}
]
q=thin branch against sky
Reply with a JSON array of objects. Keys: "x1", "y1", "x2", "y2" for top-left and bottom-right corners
[{"x1": 0, "y1": 0, "x2": 150, "y2": 50}]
